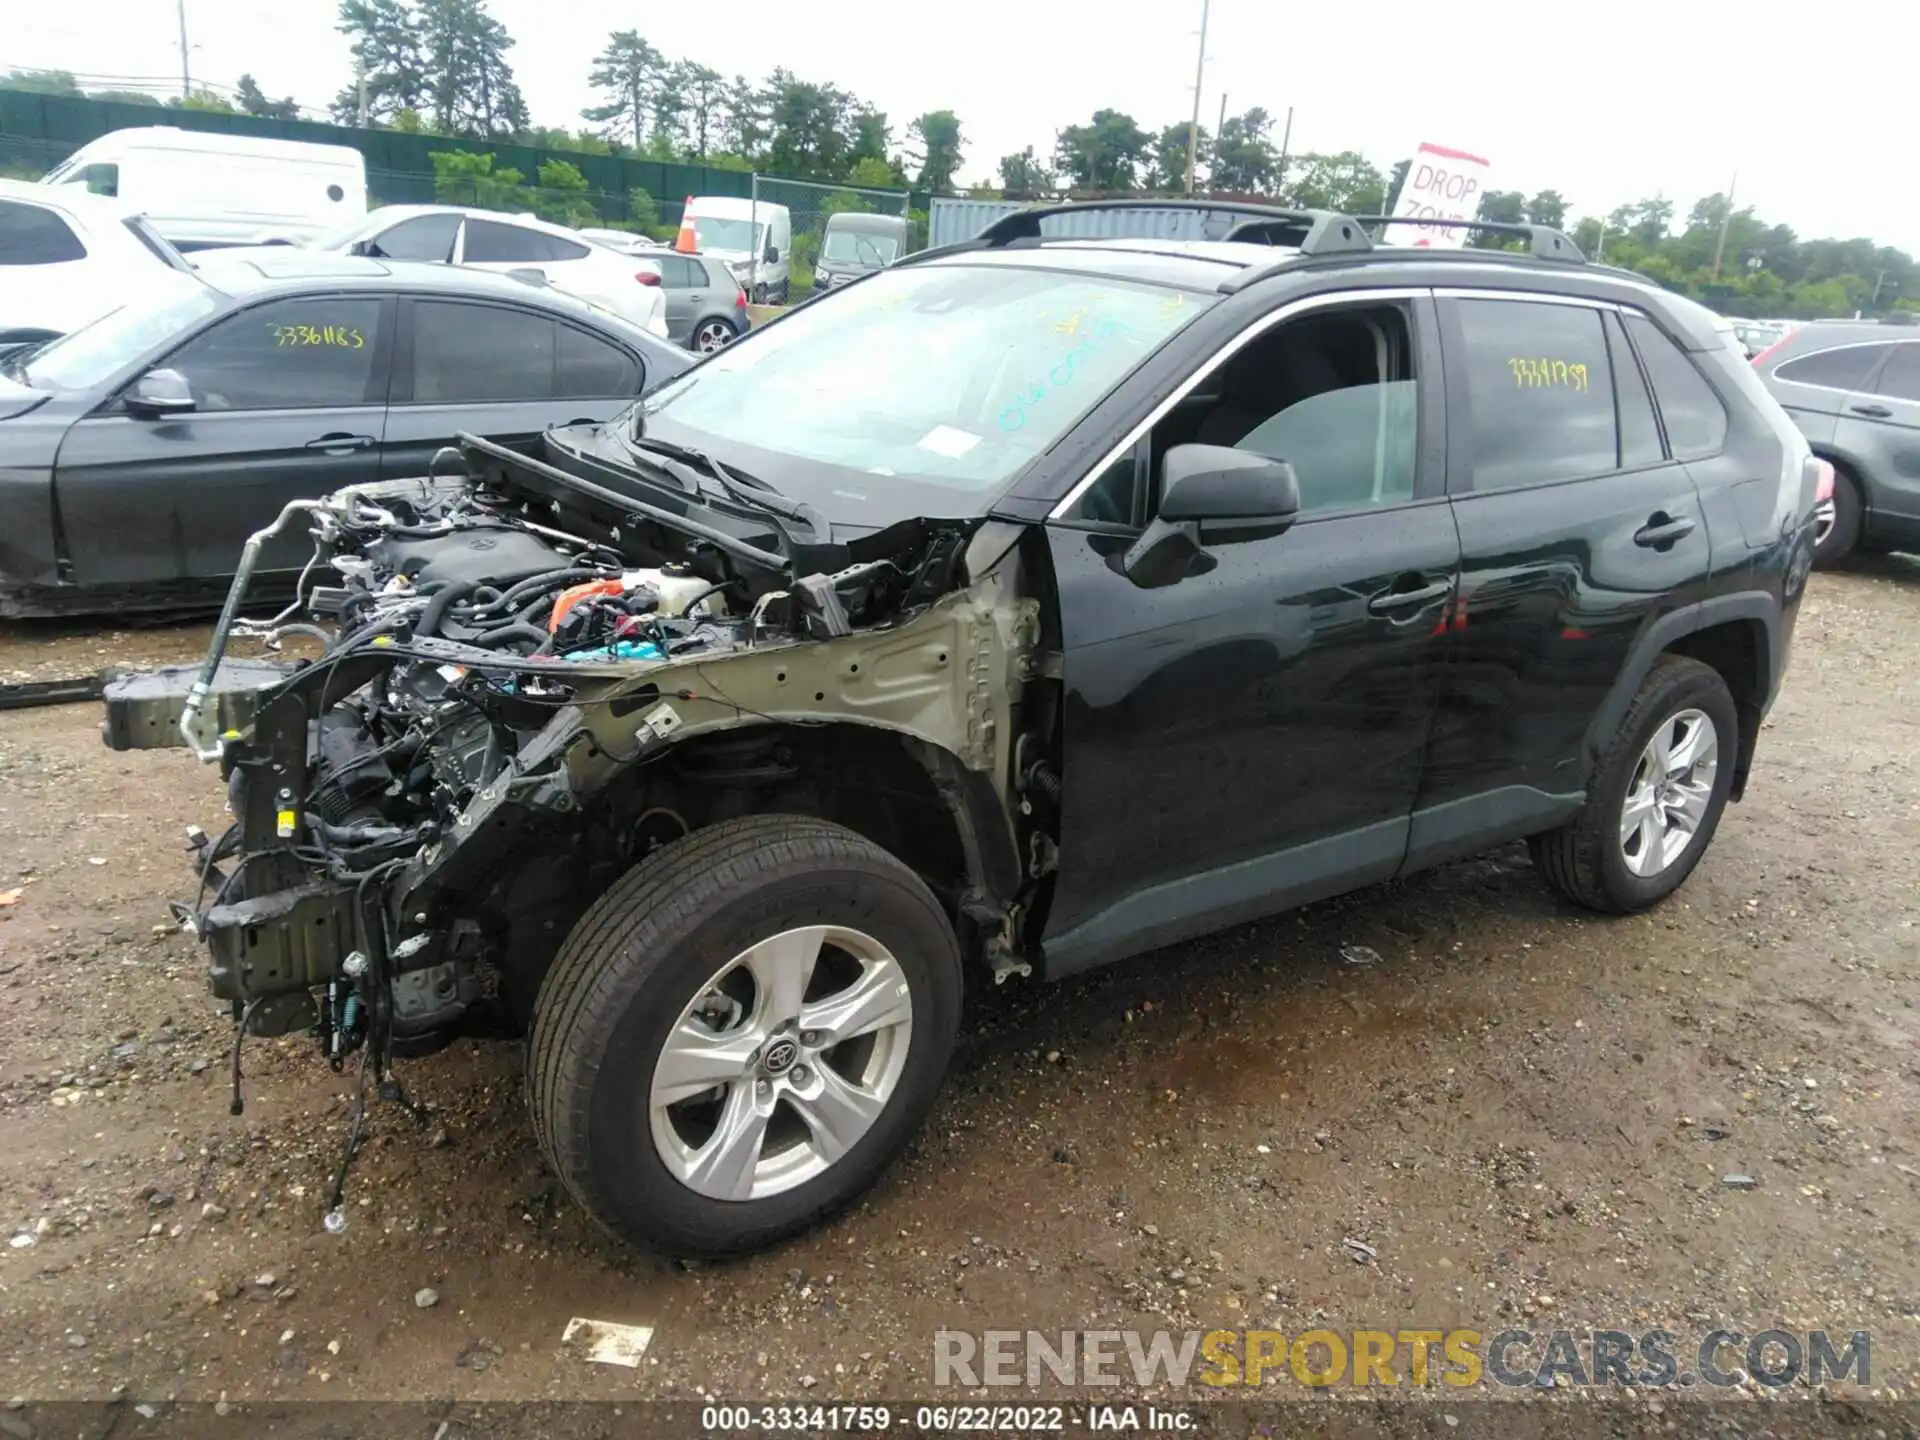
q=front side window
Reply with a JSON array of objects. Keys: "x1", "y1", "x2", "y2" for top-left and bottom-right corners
[
  {"x1": 0, "y1": 201, "x2": 86, "y2": 266},
  {"x1": 1773, "y1": 343, "x2": 1893, "y2": 391},
  {"x1": 641, "y1": 263, "x2": 1209, "y2": 494},
  {"x1": 1454, "y1": 298, "x2": 1617, "y2": 490},
  {"x1": 656, "y1": 255, "x2": 699, "y2": 288},
  {"x1": 162, "y1": 296, "x2": 385, "y2": 410},
  {"x1": 366, "y1": 213, "x2": 460, "y2": 263},
  {"x1": 1626, "y1": 312, "x2": 1728, "y2": 459},
  {"x1": 1868, "y1": 341, "x2": 1920, "y2": 403},
  {"x1": 462, "y1": 220, "x2": 551, "y2": 264}
]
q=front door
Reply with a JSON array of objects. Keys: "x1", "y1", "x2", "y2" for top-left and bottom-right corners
[
  {"x1": 1041, "y1": 293, "x2": 1459, "y2": 975},
  {"x1": 1415, "y1": 293, "x2": 1710, "y2": 863},
  {"x1": 52, "y1": 293, "x2": 392, "y2": 587}
]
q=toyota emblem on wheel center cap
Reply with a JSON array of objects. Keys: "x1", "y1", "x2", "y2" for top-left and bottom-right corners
[{"x1": 760, "y1": 1037, "x2": 800, "y2": 1076}]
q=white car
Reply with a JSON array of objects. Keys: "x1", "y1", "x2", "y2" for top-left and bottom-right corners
[
  {"x1": 193, "y1": 205, "x2": 668, "y2": 339},
  {"x1": 0, "y1": 178, "x2": 191, "y2": 343},
  {"x1": 578, "y1": 227, "x2": 662, "y2": 254}
]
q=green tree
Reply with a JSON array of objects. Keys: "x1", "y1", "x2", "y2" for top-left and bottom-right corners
[
  {"x1": 1281, "y1": 151, "x2": 1384, "y2": 212},
  {"x1": 1210, "y1": 108, "x2": 1277, "y2": 194},
  {"x1": 3, "y1": 69, "x2": 82, "y2": 95},
  {"x1": 533, "y1": 158, "x2": 597, "y2": 227},
  {"x1": 1145, "y1": 121, "x2": 1206, "y2": 192},
  {"x1": 1054, "y1": 109, "x2": 1150, "y2": 191},
  {"x1": 87, "y1": 89, "x2": 165, "y2": 106},
  {"x1": 583, "y1": 30, "x2": 665, "y2": 147},
  {"x1": 1525, "y1": 189, "x2": 1568, "y2": 231},
  {"x1": 997, "y1": 145, "x2": 1054, "y2": 195},
  {"x1": 418, "y1": 0, "x2": 526, "y2": 136},
  {"x1": 846, "y1": 155, "x2": 901, "y2": 190},
  {"x1": 764, "y1": 72, "x2": 858, "y2": 180},
  {"x1": 331, "y1": 0, "x2": 427, "y2": 124},
  {"x1": 903, "y1": 110, "x2": 964, "y2": 192},
  {"x1": 675, "y1": 63, "x2": 725, "y2": 158},
  {"x1": 170, "y1": 88, "x2": 238, "y2": 114},
  {"x1": 627, "y1": 187, "x2": 661, "y2": 232},
  {"x1": 1470, "y1": 189, "x2": 1526, "y2": 247},
  {"x1": 428, "y1": 149, "x2": 522, "y2": 208},
  {"x1": 720, "y1": 75, "x2": 770, "y2": 161},
  {"x1": 236, "y1": 73, "x2": 302, "y2": 120}
]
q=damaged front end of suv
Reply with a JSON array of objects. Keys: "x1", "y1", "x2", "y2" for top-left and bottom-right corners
[{"x1": 103, "y1": 424, "x2": 1054, "y2": 1247}]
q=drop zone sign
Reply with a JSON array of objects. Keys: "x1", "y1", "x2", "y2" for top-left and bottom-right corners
[{"x1": 1390, "y1": 142, "x2": 1493, "y2": 248}]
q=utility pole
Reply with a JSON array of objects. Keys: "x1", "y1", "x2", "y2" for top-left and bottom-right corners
[
  {"x1": 1709, "y1": 168, "x2": 1738, "y2": 281},
  {"x1": 176, "y1": 0, "x2": 191, "y2": 98},
  {"x1": 1213, "y1": 90, "x2": 1227, "y2": 194},
  {"x1": 1183, "y1": 0, "x2": 1210, "y2": 196},
  {"x1": 1276, "y1": 104, "x2": 1293, "y2": 193},
  {"x1": 355, "y1": 58, "x2": 369, "y2": 128}
]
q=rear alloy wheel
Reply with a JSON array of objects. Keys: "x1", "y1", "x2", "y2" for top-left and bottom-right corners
[
  {"x1": 1813, "y1": 466, "x2": 1863, "y2": 566},
  {"x1": 1530, "y1": 655, "x2": 1738, "y2": 913},
  {"x1": 692, "y1": 318, "x2": 736, "y2": 354},
  {"x1": 528, "y1": 816, "x2": 962, "y2": 1257}
]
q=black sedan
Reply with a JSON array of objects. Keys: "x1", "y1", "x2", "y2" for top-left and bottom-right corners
[{"x1": 0, "y1": 252, "x2": 691, "y2": 618}]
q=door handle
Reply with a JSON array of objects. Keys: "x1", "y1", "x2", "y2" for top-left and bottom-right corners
[
  {"x1": 1849, "y1": 402, "x2": 1893, "y2": 419},
  {"x1": 305, "y1": 433, "x2": 375, "y2": 453},
  {"x1": 1367, "y1": 577, "x2": 1453, "y2": 617},
  {"x1": 1633, "y1": 513, "x2": 1696, "y2": 548}
]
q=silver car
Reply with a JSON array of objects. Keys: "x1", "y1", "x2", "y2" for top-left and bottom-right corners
[
  {"x1": 647, "y1": 251, "x2": 750, "y2": 353},
  {"x1": 1752, "y1": 320, "x2": 1920, "y2": 563}
]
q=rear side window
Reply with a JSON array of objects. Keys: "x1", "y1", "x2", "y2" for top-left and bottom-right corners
[
  {"x1": 555, "y1": 324, "x2": 640, "y2": 397},
  {"x1": 367, "y1": 214, "x2": 460, "y2": 263},
  {"x1": 411, "y1": 301, "x2": 556, "y2": 402},
  {"x1": 1774, "y1": 343, "x2": 1894, "y2": 391},
  {"x1": 1868, "y1": 342, "x2": 1920, "y2": 403},
  {"x1": 1625, "y1": 312, "x2": 1729, "y2": 460},
  {"x1": 463, "y1": 220, "x2": 559, "y2": 264},
  {"x1": 1452, "y1": 298, "x2": 1617, "y2": 490},
  {"x1": 162, "y1": 297, "x2": 386, "y2": 410},
  {"x1": 0, "y1": 201, "x2": 86, "y2": 265},
  {"x1": 545, "y1": 233, "x2": 590, "y2": 262},
  {"x1": 656, "y1": 256, "x2": 698, "y2": 287}
]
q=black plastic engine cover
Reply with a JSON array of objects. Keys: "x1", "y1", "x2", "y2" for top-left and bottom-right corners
[{"x1": 368, "y1": 524, "x2": 570, "y2": 590}]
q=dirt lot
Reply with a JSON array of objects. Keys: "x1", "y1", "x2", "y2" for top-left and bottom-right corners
[{"x1": 0, "y1": 564, "x2": 1916, "y2": 1419}]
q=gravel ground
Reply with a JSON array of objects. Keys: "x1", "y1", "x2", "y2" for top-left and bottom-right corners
[{"x1": 0, "y1": 563, "x2": 1915, "y2": 1421}]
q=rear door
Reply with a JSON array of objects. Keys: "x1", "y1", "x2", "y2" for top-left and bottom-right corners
[
  {"x1": 1837, "y1": 339, "x2": 1920, "y2": 541},
  {"x1": 655, "y1": 254, "x2": 700, "y2": 342},
  {"x1": 379, "y1": 296, "x2": 643, "y2": 478},
  {"x1": 0, "y1": 197, "x2": 96, "y2": 337},
  {"x1": 1417, "y1": 291, "x2": 1709, "y2": 862},
  {"x1": 50, "y1": 292, "x2": 392, "y2": 586},
  {"x1": 1763, "y1": 337, "x2": 1897, "y2": 454}
]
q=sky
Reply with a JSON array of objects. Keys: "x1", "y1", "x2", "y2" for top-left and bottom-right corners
[{"x1": 10, "y1": 0, "x2": 1920, "y2": 254}]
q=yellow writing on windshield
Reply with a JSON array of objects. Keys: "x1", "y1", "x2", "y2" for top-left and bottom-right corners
[
  {"x1": 1508, "y1": 357, "x2": 1589, "y2": 391},
  {"x1": 271, "y1": 323, "x2": 365, "y2": 349}
]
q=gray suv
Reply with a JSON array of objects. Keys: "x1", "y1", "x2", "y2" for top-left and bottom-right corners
[
  {"x1": 648, "y1": 251, "x2": 749, "y2": 353},
  {"x1": 1754, "y1": 321, "x2": 1920, "y2": 563}
]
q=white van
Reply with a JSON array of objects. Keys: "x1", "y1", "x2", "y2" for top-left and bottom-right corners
[
  {"x1": 42, "y1": 127, "x2": 367, "y2": 251},
  {"x1": 683, "y1": 195, "x2": 792, "y2": 303}
]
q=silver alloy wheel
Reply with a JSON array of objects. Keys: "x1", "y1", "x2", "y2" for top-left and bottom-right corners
[
  {"x1": 1619, "y1": 708, "x2": 1719, "y2": 878},
  {"x1": 648, "y1": 925, "x2": 914, "y2": 1201},
  {"x1": 1813, "y1": 497, "x2": 1837, "y2": 548},
  {"x1": 693, "y1": 319, "x2": 734, "y2": 353}
]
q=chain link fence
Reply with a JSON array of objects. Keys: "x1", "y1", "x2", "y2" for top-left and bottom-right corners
[{"x1": 749, "y1": 174, "x2": 914, "y2": 302}]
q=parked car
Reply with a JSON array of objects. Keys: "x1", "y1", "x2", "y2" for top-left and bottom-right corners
[
  {"x1": 684, "y1": 195, "x2": 793, "y2": 302},
  {"x1": 812, "y1": 212, "x2": 907, "y2": 293},
  {"x1": 644, "y1": 250, "x2": 750, "y2": 351},
  {"x1": 578, "y1": 227, "x2": 662, "y2": 254},
  {"x1": 0, "y1": 251, "x2": 690, "y2": 618},
  {"x1": 1752, "y1": 320, "x2": 1920, "y2": 563},
  {"x1": 108, "y1": 200, "x2": 1816, "y2": 1259},
  {"x1": 0, "y1": 178, "x2": 192, "y2": 347},
  {"x1": 195, "y1": 205, "x2": 669, "y2": 339},
  {"x1": 41, "y1": 126, "x2": 367, "y2": 251}
]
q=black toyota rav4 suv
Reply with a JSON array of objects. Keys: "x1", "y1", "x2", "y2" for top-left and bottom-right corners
[{"x1": 106, "y1": 201, "x2": 1819, "y2": 1258}]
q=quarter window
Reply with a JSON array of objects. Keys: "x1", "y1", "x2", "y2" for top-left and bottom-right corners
[
  {"x1": 1607, "y1": 312, "x2": 1664, "y2": 470},
  {"x1": 1869, "y1": 341, "x2": 1920, "y2": 403},
  {"x1": 161, "y1": 297, "x2": 384, "y2": 410},
  {"x1": 0, "y1": 201, "x2": 87, "y2": 265},
  {"x1": 1773, "y1": 343, "x2": 1894, "y2": 391},
  {"x1": 1454, "y1": 298, "x2": 1617, "y2": 490},
  {"x1": 1626, "y1": 312, "x2": 1728, "y2": 459}
]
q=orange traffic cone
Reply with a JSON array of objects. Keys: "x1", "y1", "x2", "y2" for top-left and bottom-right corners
[{"x1": 674, "y1": 200, "x2": 697, "y2": 253}]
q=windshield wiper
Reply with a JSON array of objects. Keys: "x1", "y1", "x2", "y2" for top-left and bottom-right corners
[
  {"x1": 0, "y1": 342, "x2": 47, "y2": 383},
  {"x1": 624, "y1": 434, "x2": 827, "y2": 540}
]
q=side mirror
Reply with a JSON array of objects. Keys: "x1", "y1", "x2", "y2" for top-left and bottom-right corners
[
  {"x1": 764, "y1": 243, "x2": 779, "y2": 264},
  {"x1": 124, "y1": 368, "x2": 195, "y2": 419},
  {"x1": 1121, "y1": 444, "x2": 1300, "y2": 588}
]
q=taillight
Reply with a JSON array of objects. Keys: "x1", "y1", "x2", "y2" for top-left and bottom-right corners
[
  {"x1": 734, "y1": 288, "x2": 747, "y2": 309},
  {"x1": 635, "y1": 271, "x2": 661, "y2": 287},
  {"x1": 1750, "y1": 335, "x2": 1789, "y2": 368},
  {"x1": 1813, "y1": 459, "x2": 1835, "y2": 505}
]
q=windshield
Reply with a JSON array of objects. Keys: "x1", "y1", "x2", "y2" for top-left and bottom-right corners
[
  {"x1": 23, "y1": 279, "x2": 222, "y2": 392},
  {"x1": 640, "y1": 263, "x2": 1209, "y2": 496},
  {"x1": 821, "y1": 229, "x2": 900, "y2": 266},
  {"x1": 691, "y1": 217, "x2": 762, "y2": 254}
]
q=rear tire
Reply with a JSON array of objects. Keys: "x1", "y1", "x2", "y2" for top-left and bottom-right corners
[
  {"x1": 1530, "y1": 655, "x2": 1738, "y2": 914},
  {"x1": 528, "y1": 816, "x2": 962, "y2": 1258},
  {"x1": 1813, "y1": 465, "x2": 1863, "y2": 566}
]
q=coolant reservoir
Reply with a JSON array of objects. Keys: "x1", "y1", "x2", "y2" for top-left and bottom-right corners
[{"x1": 626, "y1": 568, "x2": 723, "y2": 618}]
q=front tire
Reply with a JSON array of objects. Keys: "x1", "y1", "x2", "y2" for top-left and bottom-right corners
[
  {"x1": 1530, "y1": 655, "x2": 1738, "y2": 914},
  {"x1": 528, "y1": 816, "x2": 962, "y2": 1258}
]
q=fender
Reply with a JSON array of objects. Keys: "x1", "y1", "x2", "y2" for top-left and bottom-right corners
[{"x1": 1583, "y1": 591, "x2": 1780, "y2": 798}]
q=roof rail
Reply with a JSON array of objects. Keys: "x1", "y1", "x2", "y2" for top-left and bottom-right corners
[
  {"x1": 963, "y1": 198, "x2": 1373, "y2": 259},
  {"x1": 1344, "y1": 216, "x2": 1586, "y2": 263}
]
